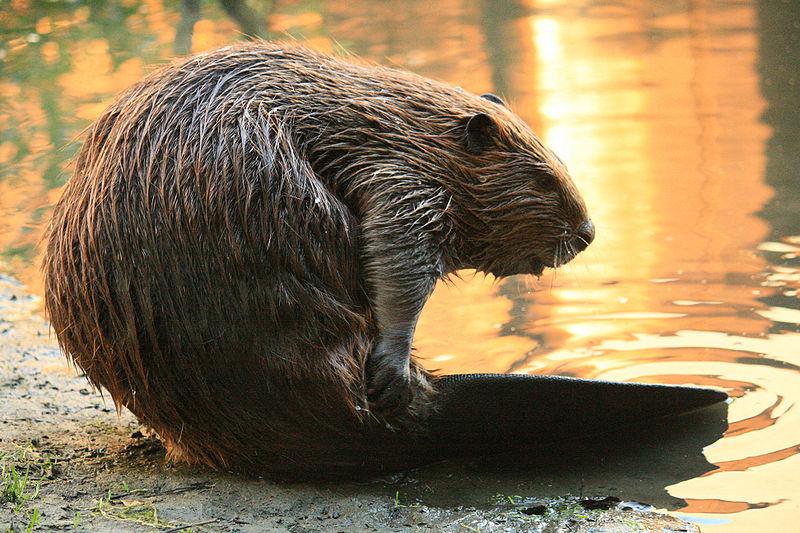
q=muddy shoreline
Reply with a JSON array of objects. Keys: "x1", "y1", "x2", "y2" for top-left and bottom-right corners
[{"x1": 0, "y1": 274, "x2": 698, "y2": 532}]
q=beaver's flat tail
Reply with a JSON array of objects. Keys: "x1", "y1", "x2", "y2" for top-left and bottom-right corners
[
  {"x1": 416, "y1": 373, "x2": 727, "y2": 459},
  {"x1": 271, "y1": 373, "x2": 728, "y2": 479}
]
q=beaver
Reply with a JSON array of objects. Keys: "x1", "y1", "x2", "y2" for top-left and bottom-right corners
[{"x1": 43, "y1": 41, "x2": 594, "y2": 477}]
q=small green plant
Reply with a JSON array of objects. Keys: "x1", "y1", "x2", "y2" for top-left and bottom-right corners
[
  {"x1": 1, "y1": 463, "x2": 41, "y2": 512},
  {"x1": 621, "y1": 516, "x2": 645, "y2": 530},
  {"x1": 91, "y1": 489, "x2": 167, "y2": 528},
  {"x1": 72, "y1": 511, "x2": 82, "y2": 529},
  {"x1": 0, "y1": 444, "x2": 55, "y2": 517},
  {"x1": 489, "y1": 493, "x2": 523, "y2": 506},
  {"x1": 390, "y1": 490, "x2": 420, "y2": 510},
  {"x1": 25, "y1": 508, "x2": 40, "y2": 533}
]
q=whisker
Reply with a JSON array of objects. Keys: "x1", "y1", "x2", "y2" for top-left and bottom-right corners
[
  {"x1": 550, "y1": 237, "x2": 563, "y2": 291},
  {"x1": 555, "y1": 236, "x2": 562, "y2": 267}
]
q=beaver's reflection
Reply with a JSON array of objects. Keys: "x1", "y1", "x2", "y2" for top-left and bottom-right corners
[{"x1": 175, "y1": 0, "x2": 272, "y2": 55}]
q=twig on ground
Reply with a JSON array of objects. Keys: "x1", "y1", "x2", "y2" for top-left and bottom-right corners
[{"x1": 162, "y1": 517, "x2": 219, "y2": 532}]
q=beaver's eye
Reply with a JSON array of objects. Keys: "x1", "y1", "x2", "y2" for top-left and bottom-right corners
[{"x1": 480, "y1": 93, "x2": 505, "y2": 107}]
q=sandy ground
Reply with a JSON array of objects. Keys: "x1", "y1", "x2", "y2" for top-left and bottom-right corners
[{"x1": 0, "y1": 273, "x2": 700, "y2": 532}]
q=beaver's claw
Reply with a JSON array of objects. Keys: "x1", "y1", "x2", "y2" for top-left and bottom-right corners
[{"x1": 366, "y1": 348, "x2": 413, "y2": 421}]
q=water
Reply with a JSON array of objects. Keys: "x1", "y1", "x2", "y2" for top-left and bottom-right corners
[{"x1": 1, "y1": 1, "x2": 798, "y2": 529}]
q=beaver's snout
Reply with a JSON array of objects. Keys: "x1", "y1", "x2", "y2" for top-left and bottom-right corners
[
  {"x1": 571, "y1": 219, "x2": 595, "y2": 253},
  {"x1": 545, "y1": 218, "x2": 594, "y2": 271}
]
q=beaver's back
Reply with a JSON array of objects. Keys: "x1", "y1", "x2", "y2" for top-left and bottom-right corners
[{"x1": 43, "y1": 43, "x2": 403, "y2": 474}]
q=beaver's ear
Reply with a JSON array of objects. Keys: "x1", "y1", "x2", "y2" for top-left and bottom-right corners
[
  {"x1": 480, "y1": 93, "x2": 505, "y2": 107},
  {"x1": 464, "y1": 113, "x2": 498, "y2": 155}
]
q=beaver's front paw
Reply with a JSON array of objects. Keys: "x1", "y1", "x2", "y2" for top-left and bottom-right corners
[{"x1": 366, "y1": 344, "x2": 412, "y2": 420}]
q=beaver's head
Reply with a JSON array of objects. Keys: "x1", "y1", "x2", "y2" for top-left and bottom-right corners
[{"x1": 455, "y1": 93, "x2": 594, "y2": 278}]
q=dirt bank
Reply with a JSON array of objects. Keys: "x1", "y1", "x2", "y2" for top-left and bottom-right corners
[{"x1": 0, "y1": 274, "x2": 698, "y2": 532}]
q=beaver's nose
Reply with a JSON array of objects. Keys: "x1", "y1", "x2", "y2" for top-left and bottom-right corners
[{"x1": 571, "y1": 219, "x2": 595, "y2": 252}]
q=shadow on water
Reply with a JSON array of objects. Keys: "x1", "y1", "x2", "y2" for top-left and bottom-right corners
[
  {"x1": 175, "y1": 0, "x2": 272, "y2": 55},
  {"x1": 403, "y1": 401, "x2": 729, "y2": 511},
  {"x1": 756, "y1": 0, "x2": 800, "y2": 321},
  {"x1": 478, "y1": 0, "x2": 527, "y2": 104}
]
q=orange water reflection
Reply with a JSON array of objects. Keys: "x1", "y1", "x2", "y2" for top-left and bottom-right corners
[{"x1": 1, "y1": 1, "x2": 799, "y2": 530}]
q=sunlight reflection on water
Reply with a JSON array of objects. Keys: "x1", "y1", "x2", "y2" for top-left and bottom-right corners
[{"x1": 1, "y1": 1, "x2": 798, "y2": 530}]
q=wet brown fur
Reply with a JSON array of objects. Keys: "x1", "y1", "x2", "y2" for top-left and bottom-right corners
[{"x1": 43, "y1": 42, "x2": 589, "y2": 477}]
